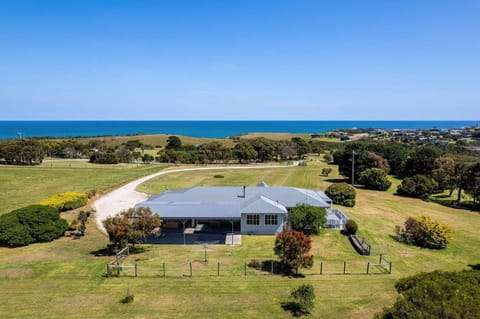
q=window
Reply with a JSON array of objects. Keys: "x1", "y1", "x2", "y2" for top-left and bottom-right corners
[
  {"x1": 264, "y1": 214, "x2": 278, "y2": 225},
  {"x1": 246, "y1": 214, "x2": 260, "y2": 225}
]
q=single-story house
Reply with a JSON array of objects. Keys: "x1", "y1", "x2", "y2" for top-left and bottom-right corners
[{"x1": 134, "y1": 181, "x2": 348, "y2": 235}]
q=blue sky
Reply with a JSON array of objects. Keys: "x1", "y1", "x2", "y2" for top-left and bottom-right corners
[{"x1": 1, "y1": 0, "x2": 479, "y2": 120}]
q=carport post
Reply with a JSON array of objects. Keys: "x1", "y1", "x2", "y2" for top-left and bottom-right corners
[
  {"x1": 180, "y1": 220, "x2": 187, "y2": 245},
  {"x1": 230, "y1": 219, "x2": 234, "y2": 245}
]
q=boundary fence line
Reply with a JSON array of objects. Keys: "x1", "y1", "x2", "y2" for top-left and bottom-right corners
[{"x1": 105, "y1": 259, "x2": 392, "y2": 278}]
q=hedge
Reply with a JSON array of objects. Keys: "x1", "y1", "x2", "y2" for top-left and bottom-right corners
[
  {"x1": 39, "y1": 192, "x2": 88, "y2": 211},
  {"x1": 0, "y1": 205, "x2": 68, "y2": 247}
]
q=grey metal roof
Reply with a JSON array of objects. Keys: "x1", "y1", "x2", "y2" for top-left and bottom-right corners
[
  {"x1": 143, "y1": 202, "x2": 241, "y2": 220},
  {"x1": 135, "y1": 185, "x2": 331, "y2": 220},
  {"x1": 241, "y1": 194, "x2": 288, "y2": 215}
]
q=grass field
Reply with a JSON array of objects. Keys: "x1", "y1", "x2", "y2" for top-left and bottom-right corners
[
  {"x1": 0, "y1": 157, "x2": 479, "y2": 318},
  {"x1": 0, "y1": 162, "x2": 165, "y2": 214}
]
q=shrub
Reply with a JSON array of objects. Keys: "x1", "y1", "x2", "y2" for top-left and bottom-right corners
[
  {"x1": 282, "y1": 284, "x2": 316, "y2": 316},
  {"x1": 86, "y1": 189, "x2": 97, "y2": 198},
  {"x1": 321, "y1": 167, "x2": 333, "y2": 176},
  {"x1": 39, "y1": 192, "x2": 88, "y2": 211},
  {"x1": 323, "y1": 153, "x2": 333, "y2": 163},
  {"x1": 213, "y1": 174, "x2": 224, "y2": 178},
  {"x1": 325, "y1": 183, "x2": 356, "y2": 207},
  {"x1": 358, "y1": 168, "x2": 392, "y2": 191},
  {"x1": 120, "y1": 289, "x2": 134, "y2": 304},
  {"x1": 344, "y1": 219, "x2": 358, "y2": 235},
  {"x1": 0, "y1": 205, "x2": 68, "y2": 247},
  {"x1": 247, "y1": 259, "x2": 263, "y2": 269},
  {"x1": 397, "y1": 174, "x2": 438, "y2": 198},
  {"x1": 395, "y1": 215, "x2": 453, "y2": 249},
  {"x1": 375, "y1": 270, "x2": 480, "y2": 319}
]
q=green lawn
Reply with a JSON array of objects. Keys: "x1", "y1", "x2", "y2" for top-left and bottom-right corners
[
  {"x1": 0, "y1": 157, "x2": 479, "y2": 318},
  {"x1": 0, "y1": 162, "x2": 165, "y2": 214}
]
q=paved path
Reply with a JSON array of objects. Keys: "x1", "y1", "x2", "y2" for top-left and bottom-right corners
[{"x1": 94, "y1": 164, "x2": 297, "y2": 233}]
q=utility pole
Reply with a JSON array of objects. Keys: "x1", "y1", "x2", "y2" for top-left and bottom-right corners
[{"x1": 351, "y1": 150, "x2": 356, "y2": 186}]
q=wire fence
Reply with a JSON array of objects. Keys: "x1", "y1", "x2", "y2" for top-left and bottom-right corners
[{"x1": 105, "y1": 258, "x2": 392, "y2": 278}]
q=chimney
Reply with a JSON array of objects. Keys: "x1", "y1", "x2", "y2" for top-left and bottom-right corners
[{"x1": 243, "y1": 185, "x2": 246, "y2": 198}]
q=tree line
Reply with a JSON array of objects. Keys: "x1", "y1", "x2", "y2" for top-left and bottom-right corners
[
  {"x1": 0, "y1": 135, "x2": 335, "y2": 165},
  {"x1": 333, "y1": 140, "x2": 480, "y2": 205}
]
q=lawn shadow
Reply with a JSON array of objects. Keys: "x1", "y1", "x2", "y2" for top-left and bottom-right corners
[
  {"x1": 91, "y1": 244, "x2": 147, "y2": 257},
  {"x1": 468, "y1": 264, "x2": 480, "y2": 271},
  {"x1": 427, "y1": 197, "x2": 480, "y2": 212},
  {"x1": 324, "y1": 178, "x2": 349, "y2": 183},
  {"x1": 281, "y1": 301, "x2": 309, "y2": 317}
]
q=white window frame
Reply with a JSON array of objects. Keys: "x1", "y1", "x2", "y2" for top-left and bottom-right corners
[
  {"x1": 264, "y1": 214, "x2": 278, "y2": 225},
  {"x1": 246, "y1": 214, "x2": 260, "y2": 225}
]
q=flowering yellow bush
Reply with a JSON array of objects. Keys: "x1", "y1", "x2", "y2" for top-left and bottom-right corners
[{"x1": 39, "y1": 192, "x2": 88, "y2": 211}]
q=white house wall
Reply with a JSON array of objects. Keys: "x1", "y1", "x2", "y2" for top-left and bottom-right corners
[{"x1": 240, "y1": 213, "x2": 285, "y2": 234}]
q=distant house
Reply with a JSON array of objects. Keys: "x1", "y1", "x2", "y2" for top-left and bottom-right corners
[{"x1": 134, "y1": 182, "x2": 348, "y2": 235}]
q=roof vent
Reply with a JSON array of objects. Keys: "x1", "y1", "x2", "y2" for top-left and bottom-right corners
[{"x1": 257, "y1": 181, "x2": 269, "y2": 187}]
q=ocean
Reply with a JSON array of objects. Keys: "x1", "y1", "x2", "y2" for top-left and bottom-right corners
[{"x1": 0, "y1": 121, "x2": 478, "y2": 140}]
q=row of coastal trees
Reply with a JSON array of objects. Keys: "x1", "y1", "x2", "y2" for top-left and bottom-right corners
[{"x1": 0, "y1": 135, "x2": 335, "y2": 165}]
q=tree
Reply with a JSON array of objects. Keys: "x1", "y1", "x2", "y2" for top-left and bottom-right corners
[
  {"x1": 367, "y1": 151, "x2": 390, "y2": 174},
  {"x1": 282, "y1": 284, "x2": 316, "y2": 316},
  {"x1": 233, "y1": 141, "x2": 257, "y2": 163},
  {"x1": 465, "y1": 162, "x2": 480, "y2": 205},
  {"x1": 89, "y1": 151, "x2": 120, "y2": 164},
  {"x1": 123, "y1": 140, "x2": 143, "y2": 151},
  {"x1": 358, "y1": 168, "x2": 392, "y2": 191},
  {"x1": 375, "y1": 270, "x2": 480, "y2": 319},
  {"x1": 325, "y1": 183, "x2": 356, "y2": 207},
  {"x1": 291, "y1": 137, "x2": 311, "y2": 158},
  {"x1": 274, "y1": 230, "x2": 313, "y2": 275},
  {"x1": 402, "y1": 145, "x2": 440, "y2": 177},
  {"x1": 397, "y1": 175, "x2": 438, "y2": 198},
  {"x1": 103, "y1": 207, "x2": 161, "y2": 248},
  {"x1": 0, "y1": 139, "x2": 44, "y2": 165},
  {"x1": 250, "y1": 138, "x2": 277, "y2": 162},
  {"x1": 142, "y1": 154, "x2": 154, "y2": 163},
  {"x1": 166, "y1": 136, "x2": 182, "y2": 150},
  {"x1": 432, "y1": 156, "x2": 456, "y2": 194},
  {"x1": 395, "y1": 215, "x2": 453, "y2": 249},
  {"x1": 288, "y1": 204, "x2": 326, "y2": 235}
]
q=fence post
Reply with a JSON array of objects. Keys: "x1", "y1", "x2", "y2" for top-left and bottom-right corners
[
  {"x1": 217, "y1": 262, "x2": 220, "y2": 276},
  {"x1": 366, "y1": 262, "x2": 370, "y2": 274},
  {"x1": 389, "y1": 262, "x2": 392, "y2": 274},
  {"x1": 244, "y1": 262, "x2": 247, "y2": 276},
  {"x1": 106, "y1": 264, "x2": 110, "y2": 277},
  {"x1": 379, "y1": 254, "x2": 383, "y2": 264},
  {"x1": 163, "y1": 262, "x2": 166, "y2": 277},
  {"x1": 190, "y1": 262, "x2": 193, "y2": 277},
  {"x1": 320, "y1": 262, "x2": 323, "y2": 275},
  {"x1": 343, "y1": 261, "x2": 347, "y2": 274},
  {"x1": 135, "y1": 263, "x2": 138, "y2": 277}
]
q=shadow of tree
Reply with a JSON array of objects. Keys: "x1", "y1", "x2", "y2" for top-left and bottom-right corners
[
  {"x1": 468, "y1": 264, "x2": 480, "y2": 271},
  {"x1": 90, "y1": 244, "x2": 146, "y2": 257},
  {"x1": 281, "y1": 301, "x2": 309, "y2": 317}
]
